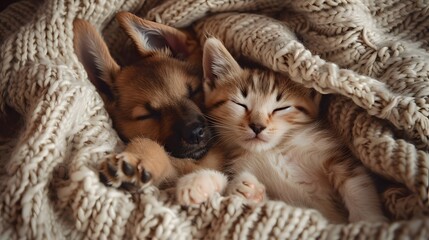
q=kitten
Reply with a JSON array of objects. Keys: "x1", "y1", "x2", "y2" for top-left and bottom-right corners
[{"x1": 199, "y1": 38, "x2": 387, "y2": 223}]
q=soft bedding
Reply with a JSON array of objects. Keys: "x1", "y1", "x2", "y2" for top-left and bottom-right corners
[{"x1": 0, "y1": 0, "x2": 429, "y2": 238}]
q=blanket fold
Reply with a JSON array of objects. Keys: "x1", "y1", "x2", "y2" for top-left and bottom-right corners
[{"x1": 1, "y1": 0, "x2": 429, "y2": 239}]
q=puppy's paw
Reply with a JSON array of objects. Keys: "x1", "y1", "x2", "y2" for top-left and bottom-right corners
[
  {"x1": 99, "y1": 152, "x2": 153, "y2": 192},
  {"x1": 99, "y1": 138, "x2": 172, "y2": 192},
  {"x1": 226, "y1": 172, "x2": 266, "y2": 205},
  {"x1": 177, "y1": 169, "x2": 227, "y2": 206}
]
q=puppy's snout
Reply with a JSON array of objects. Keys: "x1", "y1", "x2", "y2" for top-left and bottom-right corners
[{"x1": 183, "y1": 121, "x2": 207, "y2": 145}]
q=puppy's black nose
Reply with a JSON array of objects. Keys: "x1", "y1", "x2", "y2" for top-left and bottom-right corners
[
  {"x1": 183, "y1": 121, "x2": 206, "y2": 144},
  {"x1": 249, "y1": 123, "x2": 266, "y2": 135}
]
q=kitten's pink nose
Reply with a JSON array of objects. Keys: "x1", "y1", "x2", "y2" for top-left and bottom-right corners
[{"x1": 249, "y1": 123, "x2": 266, "y2": 135}]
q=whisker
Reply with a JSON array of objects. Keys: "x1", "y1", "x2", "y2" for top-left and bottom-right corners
[
  {"x1": 214, "y1": 125, "x2": 248, "y2": 134},
  {"x1": 215, "y1": 134, "x2": 239, "y2": 146},
  {"x1": 206, "y1": 135, "x2": 219, "y2": 143}
]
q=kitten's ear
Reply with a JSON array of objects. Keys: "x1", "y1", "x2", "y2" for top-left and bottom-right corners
[
  {"x1": 73, "y1": 19, "x2": 120, "y2": 101},
  {"x1": 312, "y1": 91, "x2": 323, "y2": 117},
  {"x1": 203, "y1": 38, "x2": 242, "y2": 86},
  {"x1": 312, "y1": 91, "x2": 322, "y2": 109},
  {"x1": 116, "y1": 12, "x2": 191, "y2": 59},
  {"x1": 303, "y1": 90, "x2": 322, "y2": 119}
]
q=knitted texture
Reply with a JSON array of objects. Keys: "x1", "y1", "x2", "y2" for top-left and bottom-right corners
[{"x1": 0, "y1": 0, "x2": 428, "y2": 239}]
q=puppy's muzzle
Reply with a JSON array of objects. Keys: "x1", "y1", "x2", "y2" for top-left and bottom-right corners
[
  {"x1": 165, "y1": 100, "x2": 212, "y2": 160},
  {"x1": 182, "y1": 120, "x2": 207, "y2": 145}
]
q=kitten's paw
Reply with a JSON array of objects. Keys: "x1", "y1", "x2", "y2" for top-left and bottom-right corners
[
  {"x1": 226, "y1": 172, "x2": 266, "y2": 205},
  {"x1": 99, "y1": 152, "x2": 155, "y2": 192},
  {"x1": 177, "y1": 169, "x2": 227, "y2": 206}
]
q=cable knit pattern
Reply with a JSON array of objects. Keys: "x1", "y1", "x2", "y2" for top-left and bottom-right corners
[{"x1": 1, "y1": 0, "x2": 429, "y2": 239}]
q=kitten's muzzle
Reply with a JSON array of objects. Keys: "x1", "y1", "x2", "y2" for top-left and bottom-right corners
[{"x1": 249, "y1": 123, "x2": 266, "y2": 135}]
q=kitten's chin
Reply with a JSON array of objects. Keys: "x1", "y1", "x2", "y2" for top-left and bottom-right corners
[{"x1": 239, "y1": 138, "x2": 274, "y2": 153}]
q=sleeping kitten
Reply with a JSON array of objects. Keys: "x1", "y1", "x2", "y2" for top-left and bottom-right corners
[{"x1": 198, "y1": 38, "x2": 387, "y2": 223}]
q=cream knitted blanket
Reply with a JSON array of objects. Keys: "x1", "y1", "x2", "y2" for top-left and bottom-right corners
[{"x1": 1, "y1": 0, "x2": 429, "y2": 239}]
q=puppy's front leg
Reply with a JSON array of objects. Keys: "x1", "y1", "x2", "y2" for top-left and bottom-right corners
[
  {"x1": 168, "y1": 148, "x2": 226, "y2": 180},
  {"x1": 99, "y1": 138, "x2": 177, "y2": 191}
]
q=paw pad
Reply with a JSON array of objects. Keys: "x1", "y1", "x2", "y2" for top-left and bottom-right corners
[
  {"x1": 98, "y1": 153, "x2": 154, "y2": 192},
  {"x1": 141, "y1": 170, "x2": 152, "y2": 183},
  {"x1": 122, "y1": 161, "x2": 135, "y2": 176},
  {"x1": 226, "y1": 173, "x2": 266, "y2": 204}
]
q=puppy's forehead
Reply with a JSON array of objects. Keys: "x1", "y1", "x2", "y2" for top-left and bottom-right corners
[{"x1": 117, "y1": 57, "x2": 201, "y2": 107}]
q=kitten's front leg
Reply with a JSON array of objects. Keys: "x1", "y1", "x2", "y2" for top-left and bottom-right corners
[
  {"x1": 331, "y1": 164, "x2": 387, "y2": 223},
  {"x1": 226, "y1": 171, "x2": 267, "y2": 205},
  {"x1": 176, "y1": 169, "x2": 228, "y2": 206},
  {"x1": 99, "y1": 138, "x2": 177, "y2": 191}
]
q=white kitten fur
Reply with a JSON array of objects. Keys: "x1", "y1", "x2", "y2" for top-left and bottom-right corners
[
  {"x1": 228, "y1": 124, "x2": 386, "y2": 223},
  {"x1": 177, "y1": 169, "x2": 227, "y2": 206},
  {"x1": 175, "y1": 38, "x2": 387, "y2": 224}
]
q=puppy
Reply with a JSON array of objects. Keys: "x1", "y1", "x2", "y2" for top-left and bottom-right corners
[{"x1": 73, "y1": 12, "x2": 225, "y2": 193}]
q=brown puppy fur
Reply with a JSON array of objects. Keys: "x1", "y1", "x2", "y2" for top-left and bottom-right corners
[{"x1": 73, "y1": 12, "x2": 217, "y2": 191}]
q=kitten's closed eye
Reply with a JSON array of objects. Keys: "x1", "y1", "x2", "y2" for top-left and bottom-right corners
[
  {"x1": 273, "y1": 106, "x2": 291, "y2": 113},
  {"x1": 232, "y1": 100, "x2": 248, "y2": 111}
]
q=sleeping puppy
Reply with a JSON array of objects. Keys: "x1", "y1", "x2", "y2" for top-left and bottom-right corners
[{"x1": 73, "y1": 12, "x2": 224, "y2": 195}]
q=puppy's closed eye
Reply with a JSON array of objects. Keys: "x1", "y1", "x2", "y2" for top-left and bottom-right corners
[
  {"x1": 135, "y1": 114, "x2": 153, "y2": 121},
  {"x1": 132, "y1": 105, "x2": 160, "y2": 121}
]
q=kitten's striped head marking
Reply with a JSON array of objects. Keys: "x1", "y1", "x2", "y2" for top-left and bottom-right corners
[{"x1": 202, "y1": 38, "x2": 321, "y2": 152}]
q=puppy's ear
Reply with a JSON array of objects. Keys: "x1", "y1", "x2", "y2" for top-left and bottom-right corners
[
  {"x1": 202, "y1": 38, "x2": 242, "y2": 87},
  {"x1": 116, "y1": 12, "x2": 191, "y2": 59},
  {"x1": 73, "y1": 19, "x2": 119, "y2": 101}
]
